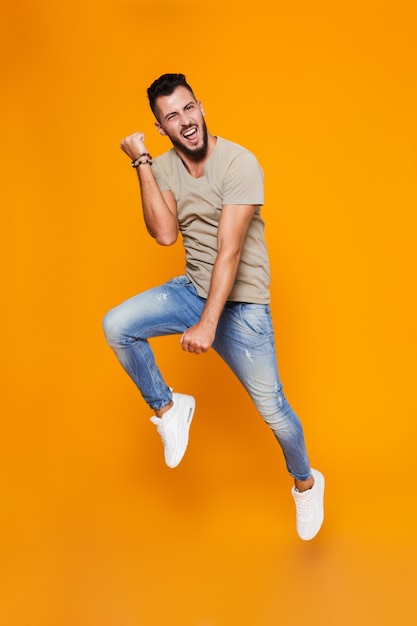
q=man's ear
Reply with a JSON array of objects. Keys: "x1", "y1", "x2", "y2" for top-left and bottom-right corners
[
  {"x1": 198, "y1": 100, "x2": 205, "y2": 116},
  {"x1": 155, "y1": 121, "x2": 167, "y2": 136}
]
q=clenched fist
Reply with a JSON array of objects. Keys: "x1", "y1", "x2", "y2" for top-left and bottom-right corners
[
  {"x1": 180, "y1": 321, "x2": 216, "y2": 355},
  {"x1": 120, "y1": 132, "x2": 148, "y2": 161}
]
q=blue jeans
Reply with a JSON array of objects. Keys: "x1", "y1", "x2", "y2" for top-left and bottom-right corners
[{"x1": 103, "y1": 275, "x2": 311, "y2": 481}]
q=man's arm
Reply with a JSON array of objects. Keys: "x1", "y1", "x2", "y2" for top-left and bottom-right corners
[
  {"x1": 180, "y1": 204, "x2": 258, "y2": 354},
  {"x1": 120, "y1": 132, "x2": 178, "y2": 246}
]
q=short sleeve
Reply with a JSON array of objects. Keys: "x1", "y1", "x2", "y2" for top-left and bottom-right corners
[
  {"x1": 151, "y1": 157, "x2": 171, "y2": 193},
  {"x1": 222, "y1": 150, "x2": 264, "y2": 206}
]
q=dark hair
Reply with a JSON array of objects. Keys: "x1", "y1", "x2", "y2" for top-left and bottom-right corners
[{"x1": 147, "y1": 73, "x2": 196, "y2": 119}]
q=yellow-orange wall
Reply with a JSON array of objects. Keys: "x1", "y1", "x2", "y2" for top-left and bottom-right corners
[{"x1": 1, "y1": 1, "x2": 416, "y2": 624}]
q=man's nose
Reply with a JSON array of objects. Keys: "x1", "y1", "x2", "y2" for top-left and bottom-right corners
[{"x1": 179, "y1": 113, "x2": 192, "y2": 126}]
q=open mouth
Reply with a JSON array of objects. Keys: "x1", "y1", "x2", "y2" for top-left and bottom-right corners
[{"x1": 182, "y1": 126, "x2": 198, "y2": 141}]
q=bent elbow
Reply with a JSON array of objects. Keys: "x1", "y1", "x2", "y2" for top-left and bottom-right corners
[{"x1": 155, "y1": 231, "x2": 178, "y2": 246}]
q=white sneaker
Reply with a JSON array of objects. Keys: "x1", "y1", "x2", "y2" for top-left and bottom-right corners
[
  {"x1": 291, "y1": 468, "x2": 325, "y2": 540},
  {"x1": 150, "y1": 393, "x2": 195, "y2": 468}
]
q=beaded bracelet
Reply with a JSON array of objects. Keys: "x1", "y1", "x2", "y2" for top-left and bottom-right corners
[{"x1": 131, "y1": 153, "x2": 152, "y2": 168}]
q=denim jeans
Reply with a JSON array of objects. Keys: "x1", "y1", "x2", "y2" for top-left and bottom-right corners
[{"x1": 103, "y1": 275, "x2": 311, "y2": 480}]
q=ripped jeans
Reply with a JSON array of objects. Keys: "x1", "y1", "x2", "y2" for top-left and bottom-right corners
[{"x1": 103, "y1": 275, "x2": 311, "y2": 480}]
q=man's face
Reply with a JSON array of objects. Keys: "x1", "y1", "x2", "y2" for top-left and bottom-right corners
[{"x1": 154, "y1": 86, "x2": 208, "y2": 160}]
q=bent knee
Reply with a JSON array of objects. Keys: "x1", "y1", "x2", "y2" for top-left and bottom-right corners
[{"x1": 102, "y1": 307, "x2": 123, "y2": 347}]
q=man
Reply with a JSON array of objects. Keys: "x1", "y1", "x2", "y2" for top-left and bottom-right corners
[{"x1": 103, "y1": 73, "x2": 324, "y2": 540}]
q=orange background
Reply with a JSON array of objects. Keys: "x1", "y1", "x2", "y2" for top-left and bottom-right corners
[{"x1": 1, "y1": 1, "x2": 416, "y2": 624}]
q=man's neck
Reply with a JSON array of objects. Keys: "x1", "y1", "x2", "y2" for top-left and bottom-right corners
[{"x1": 176, "y1": 134, "x2": 217, "y2": 179}]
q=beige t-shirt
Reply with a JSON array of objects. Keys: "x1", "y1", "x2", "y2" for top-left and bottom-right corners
[{"x1": 152, "y1": 137, "x2": 270, "y2": 303}]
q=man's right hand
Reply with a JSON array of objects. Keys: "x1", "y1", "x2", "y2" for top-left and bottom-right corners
[{"x1": 120, "y1": 132, "x2": 148, "y2": 161}]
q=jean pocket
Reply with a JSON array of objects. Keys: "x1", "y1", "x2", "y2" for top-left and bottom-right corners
[{"x1": 238, "y1": 304, "x2": 273, "y2": 336}]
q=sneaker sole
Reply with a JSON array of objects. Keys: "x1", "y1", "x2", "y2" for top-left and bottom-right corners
[
  {"x1": 166, "y1": 394, "x2": 195, "y2": 468},
  {"x1": 300, "y1": 469, "x2": 325, "y2": 540}
]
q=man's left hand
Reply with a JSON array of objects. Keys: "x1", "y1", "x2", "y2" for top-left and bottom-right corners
[{"x1": 180, "y1": 323, "x2": 215, "y2": 355}]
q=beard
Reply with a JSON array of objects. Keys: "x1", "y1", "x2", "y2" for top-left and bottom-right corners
[{"x1": 170, "y1": 118, "x2": 209, "y2": 161}]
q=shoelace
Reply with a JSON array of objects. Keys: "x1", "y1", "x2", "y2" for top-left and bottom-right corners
[
  {"x1": 294, "y1": 491, "x2": 314, "y2": 519},
  {"x1": 157, "y1": 422, "x2": 175, "y2": 447}
]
